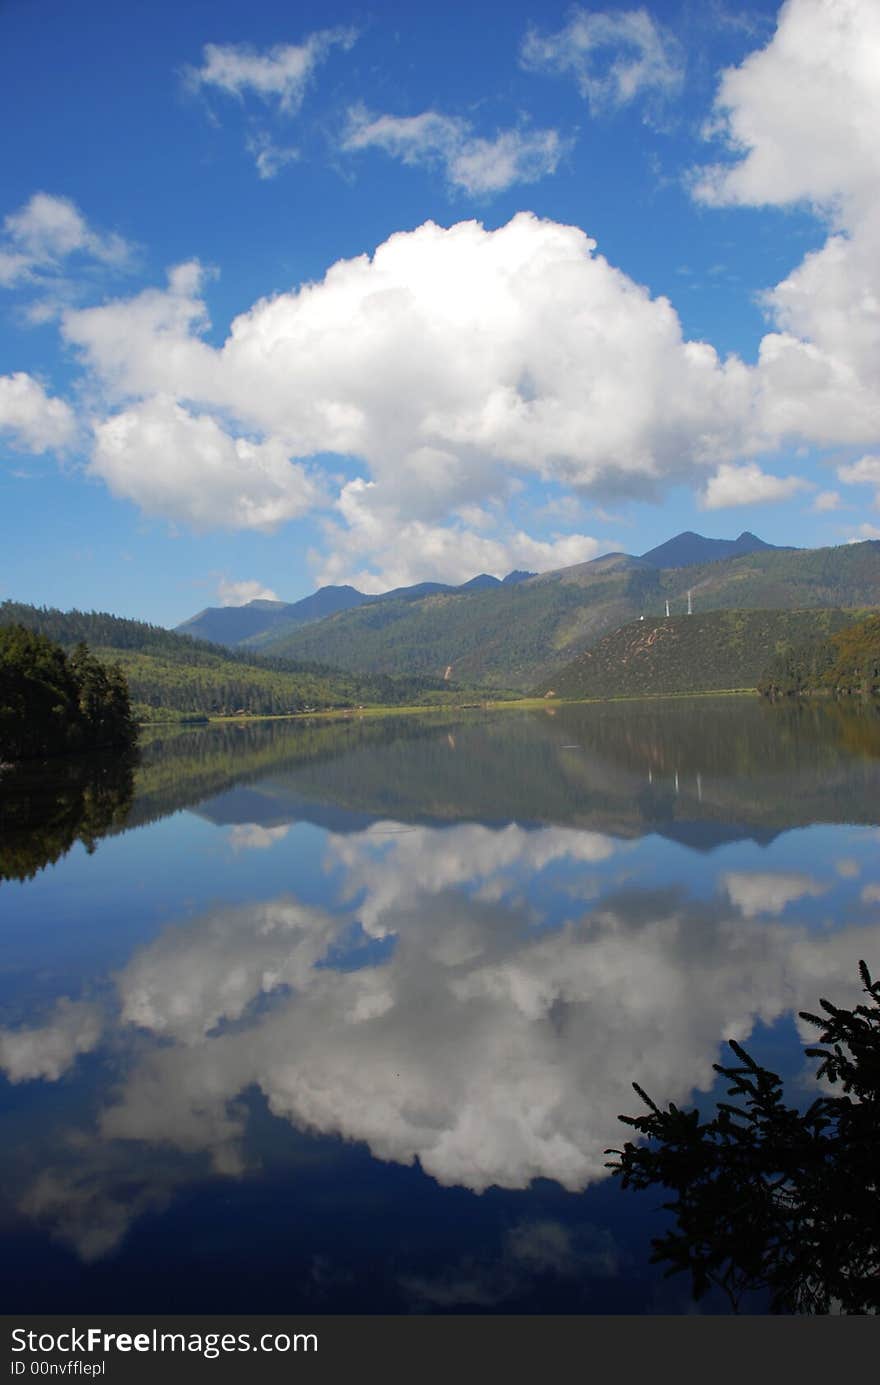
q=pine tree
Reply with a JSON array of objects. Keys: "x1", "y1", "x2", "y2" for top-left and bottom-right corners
[{"x1": 606, "y1": 962, "x2": 880, "y2": 1313}]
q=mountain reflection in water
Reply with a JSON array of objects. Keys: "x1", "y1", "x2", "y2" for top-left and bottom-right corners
[{"x1": 1, "y1": 698, "x2": 879, "y2": 1313}]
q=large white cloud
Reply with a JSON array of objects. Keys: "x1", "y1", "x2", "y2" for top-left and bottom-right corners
[
  {"x1": 0, "y1": 372, "x2": 76, "y2": 453},
  {"x1": 64, "y1": 213, "x2": 757, "y2": 573},
  {"x1": 13, "y1": 815, "x2": 878, "y2": 1259},
  {"x1": 693, "y1": 0, "x2": 880, "y2": 218},
  {"x1": 317, "y1": 479, "x2": 609, "y2": 589},
  {"x1": 65, "y1": 216, "x2": 754, "y2": 480},
  {"x1": 97, "y1": 853, "x2": 880, "y2": 1201},
  {"x1": 23, "y1": 1, "x2": 880, "y2": 581},
  {"x1": 693, "y1": 0, "x2": 880, "y2": 449}
]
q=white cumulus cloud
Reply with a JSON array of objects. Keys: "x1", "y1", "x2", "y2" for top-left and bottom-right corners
[
  {"x1": 89, "y1": 864, "x2": 880, "y2": 1202},
  {"x1": 700, "y1": 460, "x2": 811, "y2": 509},
  {"x1": 693, "y1": 0, "x2": 880, "y2": 217},
  {"x1": 90, "y1": 395, "x2": 323, "y2": 532},
  {"x1": 63, "y1": 214, "x2": 759, "y2": 572},
  {"x1": 318, "y1": 478, "x2": 608, "y2": 590},
  {"x1": 53, "y1": 3, "x2": 880, "y2": 582},
  {"x1": 692, "y1": 0, "x2": 880, "y2": 451},
  {"x1": 0, "y1": 372, "x2": 76, "y2": 453}
]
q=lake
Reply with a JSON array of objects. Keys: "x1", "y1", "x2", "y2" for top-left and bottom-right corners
[{"x1": 2, "y1": 696, "x2": 879, "y2": 1313}]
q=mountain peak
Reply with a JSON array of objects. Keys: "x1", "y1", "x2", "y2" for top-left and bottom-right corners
[{"x1": 640, "y1": 530, "x2": 786, "y2": 570}]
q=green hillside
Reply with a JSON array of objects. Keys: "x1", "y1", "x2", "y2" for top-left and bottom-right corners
[
  {"x1": 760, "y1": 613, "x2": 880, "y2": 698},
  {"x1": 0, "y1": 602, "x2": 459, "y2": 719},
  {"x1": 534, "y1": 609, "x2": 861, "y2": 700},
  {"x1": 258, "y1": 541, "x2": 880, "y2": 691}
]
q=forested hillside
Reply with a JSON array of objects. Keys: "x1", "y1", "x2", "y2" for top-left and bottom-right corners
[
  {"x1": 760, "y1": 613, "x2": 880, "y2": 698},
  {"x1": 257, "y1": 542, "x2": 880, "y2": 691},
  {"x1": 534, "y1": 609, "x2": 861, "y2": 701},
  {"x1": 0, "y1": 602, "x2": 460, "y2": 719}
]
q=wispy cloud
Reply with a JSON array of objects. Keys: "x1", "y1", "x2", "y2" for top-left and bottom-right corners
[
  {"x1": 217, "y1": 577, "x2": 280, "y2": 606},
  {"x1": 186, "y1": 29, "x2": 357, "y2": 114},
  {"x1": 0, "y1": 193, "x2": 133, "y2": 291},
  {"x1": 342, "y1": 107, "x2": 568, "y2": 195},
  {"x1": 520, "y1": 6, "x2": 684, "y2": 118},
  {"x1": 186, "y1": 30, "x2": 357, "y2": 179},
  {"x1": 245, "y1": 132, "x2": 300, "y2": 180},
  {"x1": 812, "y1": 489, "x2": 841, "y2": 513}
]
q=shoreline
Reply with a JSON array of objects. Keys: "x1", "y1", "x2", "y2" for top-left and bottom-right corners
[{"x1": 136, "y1": 686, "x2": 760, "y2": 729}]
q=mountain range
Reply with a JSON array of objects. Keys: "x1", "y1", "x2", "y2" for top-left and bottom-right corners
[
  {"x1": 177, "y1": 531, "x2": 783, "y2": 651},
  {"x1": 177, "y1": 568, "x2": 536, "y2": 648},
  {"x1": 6, "y1": 532, "x2": 880, "y2": 716},
  {"x1": 172, "y1": 533, "x2": 880, "y2": 694}
]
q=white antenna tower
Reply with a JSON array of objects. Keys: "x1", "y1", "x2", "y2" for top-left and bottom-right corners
[{"x1": 687, "y1": 589, "x2": 693, "y2": 615}]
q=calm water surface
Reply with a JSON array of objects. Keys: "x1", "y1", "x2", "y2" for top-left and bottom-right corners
[{"x1": 2, "y1": 697, "x2": 879, "y2": 1313}]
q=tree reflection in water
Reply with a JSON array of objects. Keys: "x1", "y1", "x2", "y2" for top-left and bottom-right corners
[{"x1": 0, "y1": 750, "x2": 136, "y2": 882}]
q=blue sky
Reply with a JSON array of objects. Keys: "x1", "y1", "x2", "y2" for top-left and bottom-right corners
[{"x1": 1, "y1": 0, "x2": 879, "y2": 626}]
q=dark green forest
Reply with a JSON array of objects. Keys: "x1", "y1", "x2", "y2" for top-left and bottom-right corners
[
  {"x1": 0, "y1": 624, "x2": 136, "y2": 762},
  {"x1": 760, "y1": 613, "x2": 880, "y2": 698}
]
